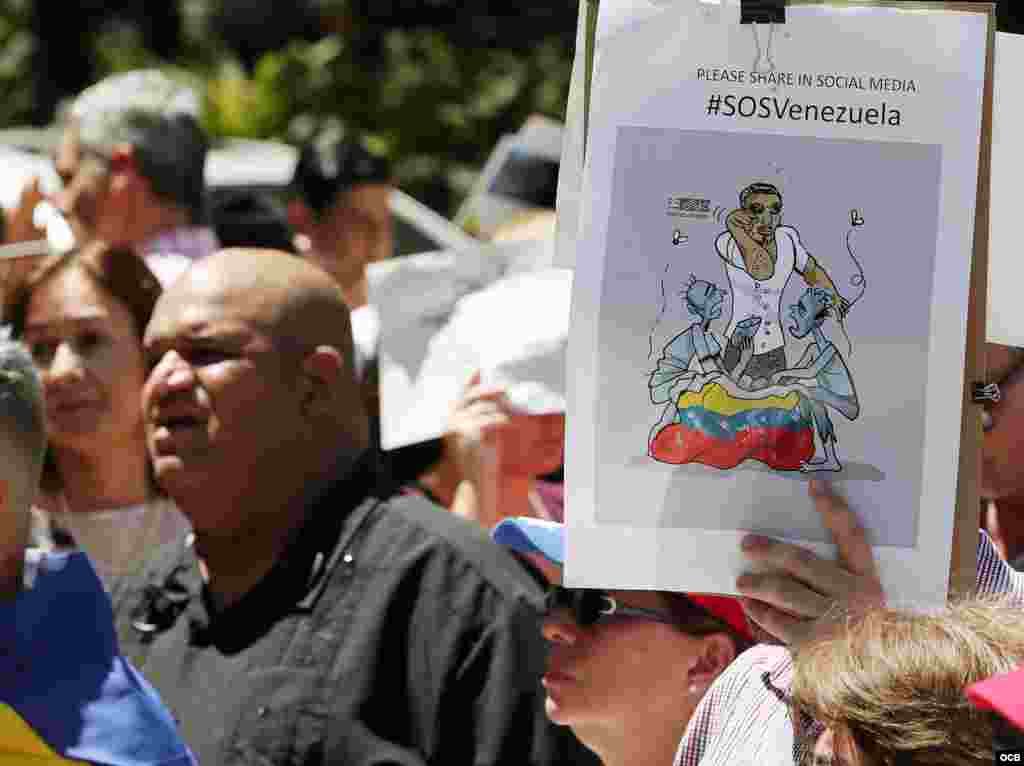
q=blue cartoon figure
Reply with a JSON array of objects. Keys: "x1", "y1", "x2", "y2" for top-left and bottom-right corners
[
  {"x1": 771, "y1": 287, "x2": 861, "y2": 472},
  {"x1": 649, "y1": 275, "x2": 765, "y2": 407},
  {"x1": 651, "y1": 276, "x2": 733, "y2": 405}
]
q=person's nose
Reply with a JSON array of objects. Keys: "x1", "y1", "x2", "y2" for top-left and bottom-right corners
[
  {"x1": 144, "y1": 350, "x2": 198, "y2": 404},
  {"x1": 45, "y1": 342, "x2": 85, "y2": 387},
  {"x1": 541, "y1": 611, "x2": 583, "y2": 646}
]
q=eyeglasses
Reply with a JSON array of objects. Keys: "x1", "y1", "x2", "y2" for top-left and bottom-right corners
[{"x1": 544, "y1": 586, "x2": 679, "y2": 628}]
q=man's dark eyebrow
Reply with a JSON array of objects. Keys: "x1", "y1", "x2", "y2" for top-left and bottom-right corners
[
  {"x1": 187, "y1": 331, "x2": 247, "y2": 344},
  {"x1": 145, "y1": 328, "x2": 252, "y2": 354},
  {"x1": 23, "y1": 315, "x2": 108, "y2": 335}
]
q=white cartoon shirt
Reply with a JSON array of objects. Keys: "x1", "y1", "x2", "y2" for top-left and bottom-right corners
[{"x1": 716, "y1": 225, "x2": 810, "y2": 355}]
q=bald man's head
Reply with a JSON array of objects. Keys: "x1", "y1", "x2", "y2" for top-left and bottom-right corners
[
  {"x1": 167, "y1": 248, "x2": 355, "y2": 360},
  {"x1": 142, "y1": 248, "x2": 370, "y2": 513}
]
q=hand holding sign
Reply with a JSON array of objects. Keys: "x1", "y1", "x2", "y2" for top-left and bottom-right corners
[{"x1": 736, "y1": 481, "x2": 885, "y2": 646}]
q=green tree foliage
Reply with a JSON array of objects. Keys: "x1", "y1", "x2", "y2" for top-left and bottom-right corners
[
  {"x1": 0, "y1": 1, "x2": 579, "y2": 217},
  {"x1": 200, "y1": 6, "x2": 578, "y2": 214},
  {"x1": 0, "y1": 0, "x2": 36, "y2": 126}
]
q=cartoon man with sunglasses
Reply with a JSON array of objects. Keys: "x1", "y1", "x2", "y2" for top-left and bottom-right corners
[{"x1": 718, "y1": 181, "x2": 850, "y2": 384}]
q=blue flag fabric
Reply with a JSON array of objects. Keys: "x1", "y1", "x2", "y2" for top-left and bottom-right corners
[{"x1": 0, "y1": 551, "x2": 195, "y2": 765}]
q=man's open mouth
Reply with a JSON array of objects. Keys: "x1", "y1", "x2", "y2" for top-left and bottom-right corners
[
  {"x1": 153, "y1": 412, "x2": 205, "y2": 431},
  {"x1": 51, "y1": 399, "x2": 96, "y2": 413},
  {"x1": 162, "y1": 416, "x2": 202, "y2": 428}
]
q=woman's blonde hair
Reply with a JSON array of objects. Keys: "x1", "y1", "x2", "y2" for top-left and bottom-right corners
[{"x1": 790, "y1": 597, "x2": 1024, "y2": 765}]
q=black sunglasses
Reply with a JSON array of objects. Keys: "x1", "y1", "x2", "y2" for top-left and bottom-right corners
[{"x1": 544, "y1": 586, "x2": 679, "y2": 628}]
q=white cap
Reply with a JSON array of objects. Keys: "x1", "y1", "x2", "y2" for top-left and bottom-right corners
[{"x1": 370, "y1": 239, "x2": 568, "y2": 450}]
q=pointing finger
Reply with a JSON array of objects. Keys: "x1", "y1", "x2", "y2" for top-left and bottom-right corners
[{"x1": 809, "y1": 481, "x2": 878, "y2": 580}]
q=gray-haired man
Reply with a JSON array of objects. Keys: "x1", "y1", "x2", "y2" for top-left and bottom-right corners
[{"x1": 53, "y1": 70, "x2": 219, "y2": 286}]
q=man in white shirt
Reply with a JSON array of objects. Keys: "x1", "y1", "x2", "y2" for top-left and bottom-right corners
[{"x1": 716, "y1": 182, "x2": 849, "y2": 383}]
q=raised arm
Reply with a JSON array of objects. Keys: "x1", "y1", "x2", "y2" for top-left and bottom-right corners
[
  {"x1": 797, "y1": 255, "x2": 850, "y2": 318},
  {"x1": 723, "y1": 210, "x2": 775, "y2": 280}
]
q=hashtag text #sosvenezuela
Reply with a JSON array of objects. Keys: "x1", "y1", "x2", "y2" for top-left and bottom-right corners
[{"x1": 707, "y1": 94, "x2": 902, "y2": 126}]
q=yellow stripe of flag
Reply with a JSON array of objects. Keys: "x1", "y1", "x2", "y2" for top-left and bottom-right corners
[{"x1": 677, "y1": 382, "x2": 801, "y2": 416}]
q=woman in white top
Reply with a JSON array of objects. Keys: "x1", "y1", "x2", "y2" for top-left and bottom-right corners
[{"x1": 5, "y1": 242, "x2": 189, "y2": 588}]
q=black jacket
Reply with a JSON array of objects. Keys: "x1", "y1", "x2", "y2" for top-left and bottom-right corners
[{"x1": 113, "y1": 455, "x2": 598, "y2": 766}]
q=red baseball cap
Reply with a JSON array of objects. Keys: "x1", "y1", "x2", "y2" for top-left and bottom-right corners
[{"x1": 966, "y1": 667, "x2": 1024, "y2": 732}]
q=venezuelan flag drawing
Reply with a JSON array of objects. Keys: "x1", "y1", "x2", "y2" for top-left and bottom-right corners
[
  {"x1": 649, "y1": 381, "x2": 815, "y2": 470},
  {"x1": 0, "y1": 551, "x2": 195, "y2": 765}
]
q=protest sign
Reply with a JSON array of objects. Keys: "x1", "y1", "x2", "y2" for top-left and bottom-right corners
[
  {"x1": 558, "y1": 12, "x2": 1021, "y2": 353},
  {"x1": 988, "y1": 31, "x2": 1024, "y2": 349},
  {"x1": 456, "y1": 117, "x2": 564, "y2": 239},
  {"x1": 564, "y1": 0, "x2": 994, "y2": 604},
  {"x1": 553, "y1": 0, "x2": 597, "y2": 269}
]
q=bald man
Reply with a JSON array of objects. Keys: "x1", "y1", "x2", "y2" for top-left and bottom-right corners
[{"x1": 112, "y1": 249, "x2": 598, "y2": 766}]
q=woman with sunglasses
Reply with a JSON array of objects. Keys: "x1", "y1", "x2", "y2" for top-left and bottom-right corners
[{"x1": 493, "y1": 517, "x2": 755, "y2": 766}]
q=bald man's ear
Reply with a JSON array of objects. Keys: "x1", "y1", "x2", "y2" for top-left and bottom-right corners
[{"x1": 300, "y1": 345, "x2": 345, "y2": 417}]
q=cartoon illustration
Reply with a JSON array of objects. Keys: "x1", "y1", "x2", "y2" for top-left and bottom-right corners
[
  {"x1": 648, "y1": 276, "x2": 816, "y2": 471},
  {"x1": 771, "y1": 287, "x2": 861, "y2": 472},
  {"x1": 649, "y1": 275, "x2": 730, "y2": 408},
  {"x1": 716, "y1": 181, "x2": 851, "y2": 384},
  {"x1": 647, "y1": 178, "x2": 869, "y2": 474}
]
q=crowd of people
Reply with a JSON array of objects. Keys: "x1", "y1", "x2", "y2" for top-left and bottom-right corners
[{"x1": 0, "y1": 65, "x2": 1021, "y2": 765}]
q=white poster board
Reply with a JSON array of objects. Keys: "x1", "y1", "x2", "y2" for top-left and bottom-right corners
[
  {"x1": 565, "y1": 1, "x2": 989, "y2": 605},
  {"x1": 554, "y1": 0, "x2": 593, "y2": 270},
  {"x1": 988, "y1": 31, "x2": 1024, "y2": 349}
]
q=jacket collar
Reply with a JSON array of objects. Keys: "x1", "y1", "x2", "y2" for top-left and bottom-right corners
[{"x1": 131, "y1": 451, "x2": 391, "y2": 649}]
